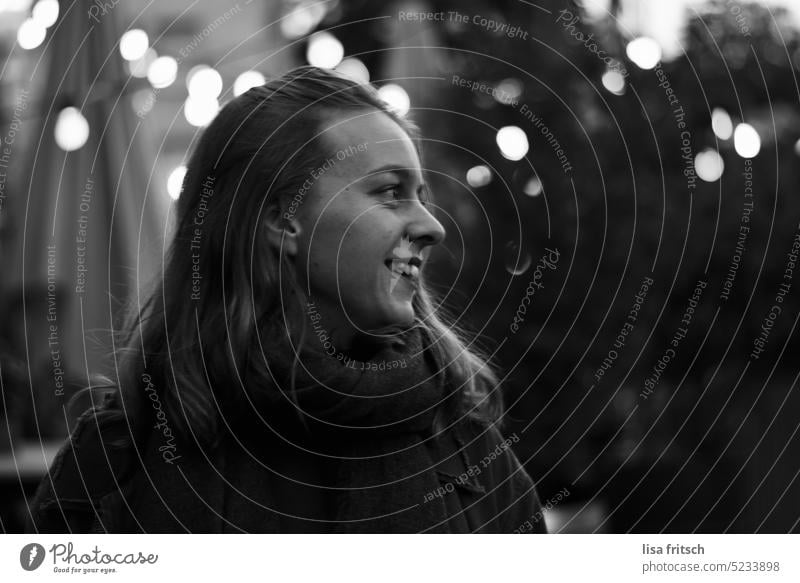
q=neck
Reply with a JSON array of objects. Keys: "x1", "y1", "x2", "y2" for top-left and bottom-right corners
[
  {"x1": 280, "y1": 268, "x2": 407, "y2": 358},
  {"x1": 303, "y1": 297, "x2": 408, "y2": 362},
  {"x1": 302, "y1": 293, "x2": 361, "y2": 352},
  {"x1": 279, "y1": 264, "x2": 360, "y2": 353}
]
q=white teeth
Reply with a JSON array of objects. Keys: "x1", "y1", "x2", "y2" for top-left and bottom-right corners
[{"x1": 389, "y1": 260, "x2": 418, "y2": 279}]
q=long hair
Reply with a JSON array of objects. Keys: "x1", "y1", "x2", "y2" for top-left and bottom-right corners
[{"x1": 110, "y1": 66, "x2": 503, "y2": 450}]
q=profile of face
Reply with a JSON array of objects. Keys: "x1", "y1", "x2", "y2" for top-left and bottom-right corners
[{"x1": 275, "y1": 109, "x2": 446, "y2": 348}]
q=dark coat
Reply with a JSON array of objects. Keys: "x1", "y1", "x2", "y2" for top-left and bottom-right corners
[{"x1": 27, "y1": 407, "x2": 548, "y2": 534}]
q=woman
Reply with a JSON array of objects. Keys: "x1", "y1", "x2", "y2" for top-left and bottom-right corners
[{"x1": 27, "y1": 66, "x2": 547, "y2": 534}]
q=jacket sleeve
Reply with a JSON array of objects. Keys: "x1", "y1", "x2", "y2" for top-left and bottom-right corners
[
  {"x1": 458, "y1": 421, "x2": 549, "y2": 533},
  {"x1": 501, "y1": 445, "x2": 549, "y2": 534},
  {"x1": 25, "y1": 407, "x2": 133, "y2": 533}
]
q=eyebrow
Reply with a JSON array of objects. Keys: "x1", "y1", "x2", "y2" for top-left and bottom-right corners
[{"x1": 365, "y1": 164, "x2": 421, "y2": 179}]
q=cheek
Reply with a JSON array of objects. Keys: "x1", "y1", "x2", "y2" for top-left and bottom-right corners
[
  {"x1": 297, "y1": 208, "x2": 343, "y2": 269},
  {"x1": 337, "y1": 226, "x2": 385, "y2": 282},
  {"x1": 302, "y1": 216, "x2": 374, "y2": 286},
  {"x1": 302, "y1": 206, "x2": 399, "y2": 300}
]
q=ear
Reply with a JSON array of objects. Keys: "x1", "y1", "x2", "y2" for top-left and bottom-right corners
[{"x1": 264, "y1": 204, "x2": 303, "y2": 258}]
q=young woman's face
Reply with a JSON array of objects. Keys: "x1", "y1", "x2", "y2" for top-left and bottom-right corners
[{"x1": 292, "y1": 109, "x2": 445, "y2": 344}]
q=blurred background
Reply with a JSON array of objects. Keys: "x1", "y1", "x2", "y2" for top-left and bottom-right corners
[{"x1": 1, "y1": 0, "x2": 799, "y2": 533}]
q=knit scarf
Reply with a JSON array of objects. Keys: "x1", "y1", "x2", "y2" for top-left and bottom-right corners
[{"x1": 243, "y1": 322, "x2": 453, "y2": 533}]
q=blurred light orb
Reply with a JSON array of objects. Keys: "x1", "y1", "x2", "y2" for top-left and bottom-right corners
[
  {"x1": 582, "y1": 0, "x2": 610, "y2": 20},
  {"x1": 128, "y1": 48, "x2": 156, "y2": 78},
  {"x1": 187, "y1": 66, "x2": 223, "y2": 99},
  {"x1": 17, "y1": 18, "x2": 46, "y2": 50},
  {"x1": 733, "y1": 123, "x2": 761, "y2": 158},
  {"x1": 695, "y1": 149, "x2": 724, "y2": 182},
  {"x1": 131, "y1": 88, "x2": 155, "y2": 116},
  {"x1": 378, "y1": 83, "x2": 410, "y2": 116},
  {"x1": 233, "y1": 70, "x2": 265, "y2": 96},
  {"x1": 184, "y1": 96, "x2": 220, "y2": 127},
  {"x1": 167, "y1": 165, "x2": 186, "y2": 200},
  {"x1": 711, "y1": 107, "x2": 733, "y2": 140},
  {"x1": 504, "y1": 241, "x2": 532, "y2": 276},
  {"x1": 495, "y1": 78, "x2": 523, "y2": 105},
  {"x1": 120, "y1": 29, "x2": 149, "y2": 62},
  {"x1": 524, "y1": 176, "x2": 543, "y2": 196},
  {"x1": 626, "y1": 37, "x2": 661, "y2": 70},
  {"x1": 466, "y1": 165, "x2": 492, "y2": 187},
  {"x1": 306, "y1": 31, "x2": 344, "y2": 69},
  {"x1": 147, "y1": 55, "x2": 178, "y2": 89},
  {"x1": 32, "y1": 0, "x2": 59, "y2": 27},
  {"x1": 3, "y1": 0, "x2": 35, "y2": 12},
  {"x1": 54, "y1": 107, "x2": 90, "y2": 152},
  {"x1": 281, "y1": 2, "x2": 326, "y2": 39},
  {"x1": 185, "y1": 65, "x2": 207, "y2": 89},
  {"x1": 335, "y1": 58, "x2": 370, "y2": 84},
  {"x1": 601, "y1": 69, "x2": 625, "y2": 95},
  {"x1": 496, "y1": 126, "x2": 529, "y2": 161}
]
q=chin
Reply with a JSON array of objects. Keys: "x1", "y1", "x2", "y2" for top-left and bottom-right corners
[
  {"x1": 371, "y1": 302, "x2": 415, "y2": 332},
  {"x1": 392, "y1": 304, "x2": 416, "y2": 329}
]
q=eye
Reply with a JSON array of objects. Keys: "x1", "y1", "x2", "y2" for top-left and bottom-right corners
[{"x1": 377, "y1": 184, "x2": 403, "y2": 200}]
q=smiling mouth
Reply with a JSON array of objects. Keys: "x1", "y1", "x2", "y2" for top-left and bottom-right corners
[
  {"x1": 385, "y1": 258, "x2": 420, "y2": 291},
  {"x1": 386, "y1": 235, "x2": 423, "y2": 293}
]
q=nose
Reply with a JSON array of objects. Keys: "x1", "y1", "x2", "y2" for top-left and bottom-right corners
[{"x1": 406, "y1": 201, "x2": 446, "y2": 248}]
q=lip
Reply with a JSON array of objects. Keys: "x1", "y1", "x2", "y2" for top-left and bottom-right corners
[
  {"x1": 385, "y1": 259, "x2": 419, "y2": 291},
  {"x1": 385, "y1": 235, "x2": 423, "y2": 293}
]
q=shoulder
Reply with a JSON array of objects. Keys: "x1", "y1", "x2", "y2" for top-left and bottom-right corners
[
  {"x1": 450, "y1": 416, "x2": 522, "y2": 474},
  {"x1": 26, "y1": 405, "x2": 134, "y2": 533},
  {"x1": 452, "y1": 417, "x2": 548, "y2": 533}
]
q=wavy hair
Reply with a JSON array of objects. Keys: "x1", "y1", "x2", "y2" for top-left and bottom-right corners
[{"x1": 109, "y1": 66, "x2": 503, "y2": 449}]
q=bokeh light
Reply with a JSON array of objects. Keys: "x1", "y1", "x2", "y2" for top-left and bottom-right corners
[
  {"x1": 335, "y1": 58, "x2": 370, "y2": 84},
  {"x1": 306, "y1": 31, "x2": 344, "y2": 69},
  {"x1": 378, "y1": 83, "x2": 410, "y2": 116},
  {"x1": 184, "y1": 96, "x2": 220, "y2": 127},
  {"x1": 466, "y1": 165, "x2": 492, "y2": 187},
  {"x1": 54, "y1": 107, "x2": 90, "y2": 152},
  {"x1": 601, "y1": 69, "x2": 626, "y2": 95},
  {"x1": 233, "y1": 70, "x2": 266, "y2": 96},
  {"x1": 711, "y1": 107, "x2": 733, "y2": 140},
  {"x1": 2, "y1": 0, "x2": 35, "y2": 11},
  {"x1": 626, "y1": 36, "x2": 662, "y2": 70},
  {"x1": 128, "y1": 48, "x2": 156, "y2": 78},
  {"x1": 120, "y1": 29, "x2": 149, "y2": 62},
  {"x1": 187, "y1": 66, "x2": 223, "y2": 99},
  {"x1": 31, "y1": 0, "x2": 59, "y2": 28},
  {"x1": 167, "y1": 165, "x2": 186, "y2": 200},
  {"x1": 131, "y1": 88, "x2": 156, "y2": 116},
  {"x1": 495, "y1": 78, "x2": 523, "y2": 105},
  {"x1": 17, "y1": 18, "x2": 46, "y2": 50},
  {"x1": 147, "y1": 55, "x2": 178, "y2": 89},
  {"x1": 496, "y1": 126, "x2": 529, "y2": 161},
  {"x1": 695, "y1": 149, "x2": 725, "y2": 182},
  {"x1": 504, "y1": 241, "x2": 532, "y2": 276},
  {"x1": 733, "y1": 123, "x2": 761, "y2": 158},
  {"x1": 281, "y1": 2, "x2": 326, "y2": 39},
  {"x1": 524, "y1": 176, "x2": 543, "y2": 196}
]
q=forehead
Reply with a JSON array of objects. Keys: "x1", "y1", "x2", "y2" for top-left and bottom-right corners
[{"x1": 318, "y1": 110, "x2": 421, "y2": 179}]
